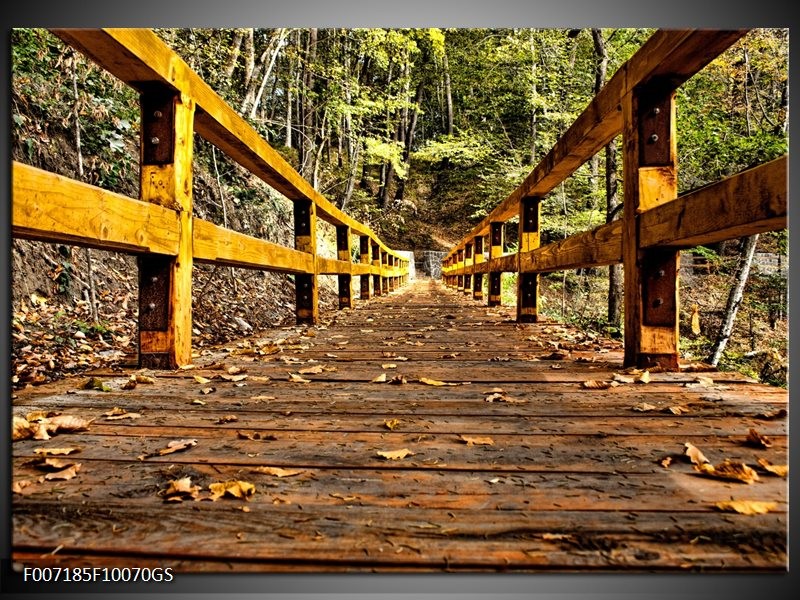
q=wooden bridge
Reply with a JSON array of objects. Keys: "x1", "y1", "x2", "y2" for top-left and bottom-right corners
[{"x1": 9, "y1": 28, "x2": 788, "y2": 574}]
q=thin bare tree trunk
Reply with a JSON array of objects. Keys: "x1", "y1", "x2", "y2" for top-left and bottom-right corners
[
  {"x1": 708, "y1": 234, "x2": 760, "y2": 366},
  {"x1": 250, "y1": 28, "x2": 288, "y2": 120},
  {"x1": 71, "y1": 53, "x2": 98, "y2": 323},
  {"x1": 211, "y1": 145, "x2": 238, "y2": 295},
  {"x1": 223, "y1": 29, "x2": 245, "y2": 80},
  {"x1": 442, "y1": 49, "x2": 454, "y2": 136}
]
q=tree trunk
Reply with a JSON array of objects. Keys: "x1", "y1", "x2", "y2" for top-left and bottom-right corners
[
  {"x1": 395, "y1": 81, "x2": 423, "y2": 201},
  {"x1": 250, "y1": 28, "x2": 288, "y2": 120},
  {"x1": 301, "y1": 28, "x2": 318, "y2": 179},
  {"x1": 242, "y1": 29, "x2": 255, "y2": 90},
  {"x1": 223, "y1": 29, "x2": 245, "y2": 80},
  {"x1": 708, "y1": 234, "x2": 760, "y2": 367},
  {"x1": 442, "y1": 49, "x2": 454, "y2": 136},
  {"x1": 529, "y1": 30, "x2": 537, "y2": 165}
]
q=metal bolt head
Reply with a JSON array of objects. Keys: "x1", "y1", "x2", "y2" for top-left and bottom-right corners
[
  {"x1": 148, "y1": 302, "x2": 156, "y2": 311},
  {"x1": 153, "y1": 110, "x2": 163, "y2": 118},
  {"x1": 150, "y1": 136, "x2": 160, "y2": 145},
  {"x1": 653, "y1": 298, "x2": 664, "y2": 307},
  {"x1": 649, "y1": 134, "x2": 659, "y2": 143}
]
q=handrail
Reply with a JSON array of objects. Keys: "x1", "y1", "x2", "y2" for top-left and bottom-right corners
[
  {"x1": 441, "y1": 28, "x2": 787, "y2": 370},
  {"x1": 11, "y1": 28, "x2": 409, "y2": 369}
]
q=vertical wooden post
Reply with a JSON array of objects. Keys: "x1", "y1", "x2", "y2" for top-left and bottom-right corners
[
  {"x1": 336, "y1": 225, "x2": 352, "y2": 309},
  {"x1": 372, "y1": 243, "x2": 382, "y2": 296},
  {"x1": 359, "y1": 235, "x2": 371, "y2": 299},
  {"x1": 517, "y1": 196, "x2": 541, "y2": 322},
  {"x1": 473, "y1": 235, "x2": 484, "y2": 301},
  {"x1": 464, "y1": 243, "x2": 473, "y2": 296},
  {"x1": 381, "y1": 251, "x2": 389, "y2": 295},
  {"x1": 488, "y1": 221, "x2": 504, "y2": 306},
  {"x1": 387, "y1": 255, "x2": 395, "y2": 292},
  {"x1": 294, "y1": 199, "x2": 318, "y2": 324},
  {"x1": 457, "y1": 248, "x2": 464, "y2": 291},
  {"x1": 622, "y1": 81, "x2": 680, "y2": 369},
  {"x1": 138, "y1": 88, "x2": 195, "y2": 369}
]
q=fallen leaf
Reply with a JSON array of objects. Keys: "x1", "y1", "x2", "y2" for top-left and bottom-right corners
[
  {"x1": 633, "y1": 403, "x2": 658, "y2": 412},
  {"x1": 33, "y1": 447, "x2": 81, "y2": 456},
  {"x1": 690, "y1": 304, "x2": 701, "y2": 335},
  {"x1": 384, "y1": 418, "x2": 401, "y2": 431},
  {"x1": 200, "y1": 387, "x2": 216, "y2": 395},
  {"x1": 660, "y1": 456, "x2": 673, "y2": 468},
  {"x1": 299, "y1": 364, "x2": 325, "y2": 375},
  {"x1": 179, "y1": 364, "x2": 198, "y2": 371},
  {"x1": 140, "y1": 438, "x2": 198, "y2": 460},
  {"x1": 226, "y1": 366, "x2": 244, "y2": 375},
  {"x1": 371, "y1": 373, "x2": 387, "y2": 383},
  {"x1": 160, "y1": 477, "x2": 201, "y2": 501},
  {"x1": 208, "y1": 480, "x2": 256, "y2": 501},
  {"x1": 636, "y1": 371, "x2": 651, "y2": 384},
  {"x1": 582, "y1": 380, "x2": 619, "y2": 390},
  {"x1": 135, "y1": 374, "x2": 156, "y2": 384},
  {"x1": 695, "y1": 460, "x2": 759, "y2": 484},
  {"x1": 220, "y1": 374, "x2": 248, "y2": 382},
  {"x1": 122, "y1": 378, "x2": 137, "y2": 390},
  {"x1": 395, "y1": 356, "x2": 409, "y2": 362},
  {"x1": 419, "y1": 378, "x2": 458, "y2": 387},
  {"x1": 12, "y1": 416, "x2": 33, "y2": 441},
  {"x1": 325, "y1": 353, "x2": 339, "y2": 358},
  {"x1": 665, "y1": 406, "x2": 689, "y2": 415},
  {"x1": 252, "y1": 466, "x2": 305, "y2": 477},
  {"x1": 745, "y1": 428, "x2": 772, "y2": 449},
  {"x1": 80, "y1": 377, "x2": 111, "y2": 392},
  {"x1": 540, "y1": 350, "x2": 570, "y2": 360},
  {"x1": 683, "y1": 442, "x2": 710, "y2": 465},
  {"x1": 612, "y1": 374, "x2": 635, "y2": 384},
  {"x1": 541, "y1": 533, "x2": 572, "y2": 541},
  {"x1": 388, "y1": 375, "x2": 407, "y2": 385},
  {"x1": 103, "y1": 407, "x2": 141, "y2": 420},
  {"x1": 756, "y1": 458, "x2": 788, "y2": 478},
  {"x1": 25, "y1": 410, "x2": 60, "y2": 423},
  {"x1": 381, "y1": 363, "x2": 397, "y2": 370},
  {"x1": 45, "y1": 415, "x2": 93, "y2": 434},
  {"x1": 35, "y1": 457, "x2": 78, "y2": 471},
  {"x1": 682, "y1": 362, "x2": 716, "y2": 373},
  {"x1": 193, "y1": 375, "x2": 213, "y2": 384},
  {"x1": 288, "y1": 373, "x2": 311, "y2": 383},
  {"x1": 44, "y1": 463, "x2": 81, "y2": 480},
  {"x1": 377, "y1": 448, "x2": 414, "y2": 460},
  {"x1": 216, "y1": 415, "x2": 238, "y2": 424},
  {"x1": 12, "y1": 480, "x2": 34, "y2": 494},
  {"x1": 459, "y1": 435, "x2": 494, "y2": 446},
  {"x1": 754, "y1": 409, "x2": 787, "y2": 420},
  {"x1": 714, "y1": 500, "x2": 776, "y2": 515}
]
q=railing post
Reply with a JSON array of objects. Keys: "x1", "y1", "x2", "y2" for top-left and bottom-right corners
[
  {"x1": 294, "y1": 199, "x2": 318, "y2": 324},
  {"x1": 372, "y1": 243, "x2": 382, "y2": 296},
  {"x1": 622, "y1": 81, "x2": 680, "y2": 369},
  {"x1": 473, "y1": 236, "x2": 484, "y2": 301},
  {"x1": 336, "y1": 225, "x2": 352, "y2": 309},
  {"x1": 464, "y1": 243, "x2": 473, "y2": 296},
  {"x1": 457, "y1": 248, "x2": 465, "y2": 292},
  {"x1": 488, "y1": 222, "x2": 504, "y2": 306},
  {"x1": 137, "y1": 88, "x2": 195, "y2": 369},
  {"x1": 517, "y1": 196, "x2": 541, "y2": 322},
  {"x1": 381, "y1": 251, "x2": 389, "y2": 295},
  {"x1": 359, "y1": 235, "x2": 371, "y2": 299}
]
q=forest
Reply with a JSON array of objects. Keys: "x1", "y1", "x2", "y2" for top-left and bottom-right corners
[{"x1": 10, "y1": 27, "x2": 789, "y2": 388}]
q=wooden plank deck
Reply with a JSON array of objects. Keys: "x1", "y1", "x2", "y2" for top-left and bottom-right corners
[{"x1": 11, "y1": 279, "x2": 788, "y2": 572}]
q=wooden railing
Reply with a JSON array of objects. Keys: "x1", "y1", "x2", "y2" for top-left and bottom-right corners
[
  {"x1": 441, "y1": 29, "x2": 787, "y2": 370},
  {"x1": 12, "y1": 29, "x2": 409, "y2": 369}
]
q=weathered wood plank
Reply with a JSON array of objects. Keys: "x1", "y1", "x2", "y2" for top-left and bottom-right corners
[{"x1": 11, "y1": 162, "x2": 180, "y2": 255}]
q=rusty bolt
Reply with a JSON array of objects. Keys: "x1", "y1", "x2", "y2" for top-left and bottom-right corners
[
  {"x1": 153, "y1": 110, "x2": 163, "y2": 118},
  {"x1": 649, "y1": 134, "x2": 659, "y2": 143},
  {"x1": 150, "y1": 136, "x2": 160, "y2": 145},
  {"x1": 653, "y1": 298, "x2": 664, "y2": 307},
  {"x1": 150, "y1": 276, "x2": 158, "y2": 283}
]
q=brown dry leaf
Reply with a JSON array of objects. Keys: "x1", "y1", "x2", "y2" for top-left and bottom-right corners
[
  {"x1": 395, "y1": 356, "x2": 410, "y2": 362},
  {"x1": 208, "y1": 480, "x2": 256, "y2": 501},
  {"x1": 179, "y1": 364, "x2": 198, "y2": 371},
  {"x1": 754, "y1": 408, "x2": 788, "y2": 420},
  {"x1": 381, "y1": 363, "x2": 397, "y2": 370},
  {"x1": 389, "y1": 375, "x2": 407, "y2": 385},
  {"x1": 612, "y1": 373, "x2": 635, "y2": 384},
  {"x1": 633, "y1": 403, "x2": 658, "y2": 412},
  {"x1": 682, "y1": 362, "x2": 716, "y2": 373},
  {"x1": 135, "y1": 374, "x2": 156, "y2": 384},
  {"x1": 325, "y1": 353, "x2": 339, "y2": 358},
  {"x1": 582, "y1": 380, "x2": 619, "y2": 390},
  {"x1": 103, "y1": 407, "x2": 141, "y2": 421},
  {"x1": 420, "y1": 378, "x2": 458, "y2": 387},
  {"x1": 12, "y1": 480, "x2": 34, "y2": 494},
  {"x1": 541, "y1": 533, "x2": 572, "y2": 541},
  {"x1": 216, "y1": 415, "x2": 238, "y2": 424},
  {"x1": 714, "y1": 500, "x2": 777, "y2": 515},
  {"x1": 683, "y1": 442, "x2": 710, "y2": 465},
  {"x1": 459, "y1": 435, "x2": 494, "y2": 446},
  {"x1": 299, "y1": 364, "x2": 325, "y2": 375},
  {"x1": 220, "y1": 374, "x2": 248, "y2": 382},
  {"x1": 252, "y1": 466, "x2": 305, "y2": 478},
  {"x1": 46, "y1": 415, "x2": 93, "y2": 434},
  {"x1": 33, "y1": 447, "x2": 81, "y2": 456},
  {"x1": 12, "y1": 415, "x2": 33, "y2": 441},
  {"x1": 193, "y1": 375, "x2": 213, "y2": 384},
  {"x1": 540, "y1": 350, "x2": 570, "y2": 360},
  {"x1": 660, "y1": 456, "x2": 673, "y2": 468},
  {"x1": 140, "y1": 438, "x2": 198, "y2": 460},
  {"x1": 665, "y1": 406, "x2": 689, "y2": 415},
  {"x1": 377, "y1": 448, "x2": 415, "y2": 460},
  {"x1": 25, "y1": 410, "x2": 60, "y2": 423},
  {"x1": 248, "y1": 376, "x2": 272, "y2": 383},
  {"x1": 695, "y1": 460, "x2": 759, "y2": 484},
  {"x1": 692, "y1": 376, "x2": 714, "y2": 387},
  {"x1": 200, "y1": 387, "x2": 216, "y2": 395},
  {"x1": 160, "y1": 477, "x2": 201, "y2": 501},
  {"x1": 44, "y1": 463, "x2": 81, "y2": 480},
  {"x1": 745, "y1": 428, "x2": 772, "y2": 448},
  {"x1": 80, "y1": 377, "x2": 111, "y2": 392},
  {"x1": 636, "y1": 371, "x2": 651, "y2": 384},
  {"x1": 122, "y1": 378, "x2": 137, "y2": 390},
  {"x1": 381, "y1": 351, "x2": 397, "y2": 358},
  {"x1": 384, "y1": 418, "x2": 401, "y2": 431},
  {"x1": 756, "y1": 458, "x2": 788, "y2": 478},
  {"x1": 288, "y1": 372, "x2": 311, "y2": 383},
  {"x1": 36, "y1": 457, "x2": 78, "y2": 471},
  {"x1": 226, "y1": 366, "x2": 244, "y2": 375},
  {"x1": 371, "y1": 373, "x2": 387, "y2": 383}
]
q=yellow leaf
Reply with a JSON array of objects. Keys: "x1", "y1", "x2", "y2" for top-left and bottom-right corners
[
  {"x1": 714, "y1": 500, "x2": 777, "y2": 515},
  {"x1": 371, "y1": 373, "x2": 387, "y2": 383},
  {"x1": 377, "y1": 448, "x2": 414, "y2": 460},
  {"x1": 44, "y1": 463, "x2": 81, "y2": 480},
  {"x1": 12, "y1": 480, "x2": 34, "y2": 494},
  {"x1": 135, "y1": 374, "x2": 156, "y2": 384},
  {"x1": 660, "y1": 456, "x2": 673, "y2": 468},
  {"x1": 756, "y1": 458, "x2": 788, "y2": 478},
  {"x1": 384, "y1": 418, "x2": 401, "y2": 431},
  {"x1": 45, "y1": 415, "x2": 93, "y2": 434},
  {"x1": 459, "y1": 435, "x2": 494, "y2": 446},
  {"x1": 161, "y1": 477, "x2": 201, "y2": 501},
  {"x1": 208, "y1": 480, "x2": 256, "y2": 501},
  {"x1": 226, "y1": 366, "x2": 244, "y2": 375},
  {"x1": 420, "y1": 377, "x2": 457, "y2": 387},
  {"x1": 220, "y1": 374, "x2": 248, "y2": 382},
  {"x1": 36, "y1": 457, "x2": 78, "y2": 471},
  {"x1": 633, "y1": 403, "x2": 657, "y2": 412},
  {"x1": 252, "y1": 466, "x2": 305, "y2": 478},
  {"x1": 288, "y1": 373, "x2": 311, "y2": 383},
  {"x1": 299, "y1": 364, "x2": 325, "y2": 375},
  {"x1": 12, "y1": 416, "x2": 33, "y2": 441},
  {"x1": 541, "y1": 533, "x2": 572, "y2": 541},
  {"x1": 695, "y1": 460, "x2": 759, "y2": 484},
  {"x1": 683, "y1": 442, "x2": 710, "y2": 465},
  {"x1": 200, "y1": 386, "x2": 216, "y2": 395},
  {"x1": 666, "y1": 406, "x2": 689, "y2": 415},
  {"x1": 690, "y1": 304, "x2": 701, "y2": 335},
  {"x1": 193, "y1": 375, "x2": 213, "y2": 384},
  {"x1": 582, "y1": 380, "x2": 619, "y2": 389},
  {"x1": 612, "y1": 373, "x2": 635, "y2": 384},
  {"x1": 636, "y1": 370, "x2": 651, "y2": 384},
  {"x1": 33, "y1": 447, "x2": 81, "y2": 456},
  {"x1": 381, "y1": 363, "x2": 397, "y2": 369}
]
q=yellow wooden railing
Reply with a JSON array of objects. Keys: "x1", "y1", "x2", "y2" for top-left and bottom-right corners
[
  {"x1": 12, "y1": 29, "x2": 409, "y2": 369},
  {"x1": 441, "y1": 29, "x2": 787, "y2": 370}
]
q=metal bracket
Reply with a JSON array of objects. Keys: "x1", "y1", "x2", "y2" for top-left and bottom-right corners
[
  {"x1": 141, "y1": 88, "x2": 176, "y2": 165},
  {"x1": 521, "y1": 197, "x2": 539, "y2": 233},
  {"x1": 642, "y1": 250, "x2": 677, "y2": 326},
  {"x1": 638, "y1": 82, "x2": 672, "y2": 166},
  {"x1": 138, "y1": 255, "x2": 171, "y2": 330}
]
